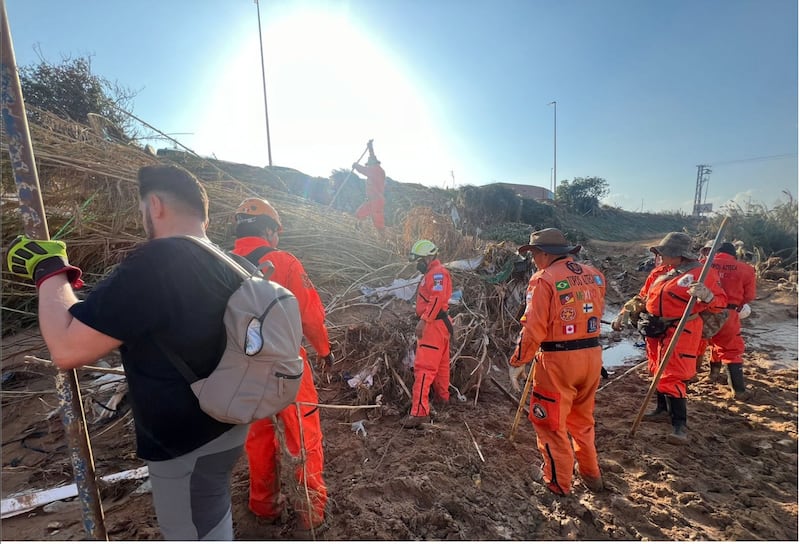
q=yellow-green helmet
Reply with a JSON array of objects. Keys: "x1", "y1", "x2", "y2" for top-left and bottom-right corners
[{"x1": 409, "y1": 239, "x2": 438, "y2": 261}]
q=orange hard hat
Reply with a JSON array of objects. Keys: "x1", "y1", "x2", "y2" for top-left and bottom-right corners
[{"x1": 236, "y1": 197, "x2": 282, "y2": 232}]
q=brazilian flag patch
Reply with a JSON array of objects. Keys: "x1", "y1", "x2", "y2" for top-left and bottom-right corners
[{"x1": 555, "y1": 280, "x2": 570, "y2": 291}]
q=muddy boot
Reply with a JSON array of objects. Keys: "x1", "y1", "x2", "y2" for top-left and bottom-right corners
[
  {"x1": 579, "y1": 472, "x2": 604, "y2": 493},
  {"x1": 709, "y1": 362, "x2": 724, "y2": 383},
  {"x1": 695, "y1": 354, "x2": 704, "y2": 374},
  {"x1": 727, "y1": 363, "x2": 750, "y2": 400},
  {"x1": 401, "y1": 415, "x2": 428, "y2": 428},
  {"x1": 643, "y1": 392, "x2": 670, "y2": 422},
  {"x1": 666, "y1": 396, "x2": 689, "y2": 445}
]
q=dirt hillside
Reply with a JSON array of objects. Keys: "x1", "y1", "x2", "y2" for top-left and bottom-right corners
[{"x1": 1, "y1": 238, "x2": 796, "y2": 541}]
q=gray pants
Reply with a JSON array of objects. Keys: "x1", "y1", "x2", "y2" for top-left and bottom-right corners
[{"x1": 146, "y1": 424, "x2": 248, "y2": 540}]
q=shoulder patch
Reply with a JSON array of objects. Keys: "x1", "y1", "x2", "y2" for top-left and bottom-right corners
[
  {"x1": 566, "y1": 261, "x2": 583, "y2": 274},
  {"x1": 432, "y1": 273, "x2": 445, "y2": 291}
]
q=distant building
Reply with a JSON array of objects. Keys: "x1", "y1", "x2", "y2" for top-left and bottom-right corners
[{"x1": 491, "y1": 183, "x2": 554, "y2": 202}]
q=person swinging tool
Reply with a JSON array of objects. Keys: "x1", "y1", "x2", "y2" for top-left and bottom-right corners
[
  {"x1": 352, "y1": 140, "x2": 386, "y2": 232},
  {"x1": 232, "y1": 197, "x2": 331, "y2": 536}
]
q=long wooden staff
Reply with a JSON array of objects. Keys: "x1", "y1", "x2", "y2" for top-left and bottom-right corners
[
  {"x1": 509, "y1": 361, "x2": 535, "y2": 441},
  {"x1": 0, "y1": 1, "x2": 107, "y2": 539},
  {"x1": 629, "y1": 217, "x2": 729, "y2": 437},
  {"x1": 328, "y1": 139, "x2": 372, "y2": 208}
]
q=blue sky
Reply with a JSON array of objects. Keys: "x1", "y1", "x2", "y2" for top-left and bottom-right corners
[{"x1": 5, "y1": 0, "x2": 798, "y2": 213}]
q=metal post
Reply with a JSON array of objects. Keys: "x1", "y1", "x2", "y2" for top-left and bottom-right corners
[
  {"x1": 255, "y1": 0, "x2": 273, "y2": 166},
  {"x1": 548, "y1": 101, "x2": 557, "y2": 193},
  {"x1": 0, "y1": 1, "x2": 107, "y2": 539}
]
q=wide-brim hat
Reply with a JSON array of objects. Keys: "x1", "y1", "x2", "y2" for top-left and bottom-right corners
[
  {"x1": 649, "y1": 232, "x2": 695, "y2": 259},
  {"x1": 366, "y1": 156, "x2": 381, "y2": 166},
  {"x1": 518, "y1": 228, "x2": 581, "y2": 255}
]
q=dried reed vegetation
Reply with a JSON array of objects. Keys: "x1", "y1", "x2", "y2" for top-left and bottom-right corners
[{"x1": 2, "y1": 109, "x2": 530, "y2": 412}]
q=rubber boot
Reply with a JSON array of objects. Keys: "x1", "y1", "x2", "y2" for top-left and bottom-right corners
[
  {"x1": 643, "y1": 392, "x2": 670, "y2": 422},
  {"x1": 709, "y1": 362, "x2": 724, "y2": 384},
  {"x1": 727, "y1": 363, "x2": 750, "y2": 400},
  {"x1": 695, "y1": 355, "x2": 703, "y2": 373},
  {"x1": 666, "y1": 396, "x2": 689, "y2": 445}
]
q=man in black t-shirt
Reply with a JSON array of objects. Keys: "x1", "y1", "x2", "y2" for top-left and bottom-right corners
[{"x1": 7, "y1": 165, "x2": 245, "y2": 540}]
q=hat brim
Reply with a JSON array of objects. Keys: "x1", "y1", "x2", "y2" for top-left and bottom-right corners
[
  {"x1": 649, "y1": 245, "x2": 695, "y2": 259},
  {"x1": 518, "y1": 244, "x2": 581, "y2": 255}
]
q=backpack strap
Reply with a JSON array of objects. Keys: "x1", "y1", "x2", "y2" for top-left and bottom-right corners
[
  {"x1": 243, "y1": 245, "x2": 275, "y2": 267},
  {"x1": 153, "y1": 236, "x2": 251, "y2": 384},
  {"x1": 173, "y1": 235, "x2": 252, "y2": 280},
  {"x1": 154, "y1": 336, "x2": 200, "y2": 383}
]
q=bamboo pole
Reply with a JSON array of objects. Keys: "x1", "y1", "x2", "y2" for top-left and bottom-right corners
[
  {"x1": 0, "y1": 2, "x2": 107, "y2": 538},
  {"x1": 328, "y1": 139, "x2": 371, "y2": 208},
  {"x1": 629, "y1": 217, "x2": 729, "y2": 437}
]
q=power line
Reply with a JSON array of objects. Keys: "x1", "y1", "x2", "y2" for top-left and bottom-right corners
[{"x1": 709, "y1": 153, "x2": 797, "y2": 167}]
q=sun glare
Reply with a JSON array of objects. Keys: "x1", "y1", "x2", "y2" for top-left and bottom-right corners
[{"x1": 194, "y1": 5, "x2": 460, "y2": 188}]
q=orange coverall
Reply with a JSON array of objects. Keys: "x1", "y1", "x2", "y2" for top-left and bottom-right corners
[
  {"x1": 411, "y1": 258, "x2": 453, "y2": 417},
  {"x1": 638, "y1": 262, "x2": 727, "y2": 398},
  {"x1": 696, "y1": 252, "x2": 756, "y2": 364},
  {"x1": 509, "y1": 256, "x2": 606, "y2": 495},
  {"x1": 353, "y1": 163, "x2": 386, "y2": 230},
  {"x1": 233, "y1": 236, "x2": 329, "y2": 529}
]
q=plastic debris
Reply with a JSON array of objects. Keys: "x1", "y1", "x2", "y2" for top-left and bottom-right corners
[
  {"x1": 351, "y1": 420, "x2": 367, "y2": 437},
  {"x1": 347, "y1": 368, "x2": 375, "y2": 389}
]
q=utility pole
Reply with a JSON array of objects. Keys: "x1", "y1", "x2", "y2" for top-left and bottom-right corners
[
  {"x1": 255, "y1": 0, "x2": 273, "y2": 166},
  {"x1": 693, "y1": 164, "x2": 712, "y2": 216},
  {"x1": 548, "y1": 101, "x2": 557, "y2": 194}
]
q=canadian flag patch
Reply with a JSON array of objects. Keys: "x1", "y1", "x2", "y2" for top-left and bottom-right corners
[{"x1": 563, "y1": 324, "x2": 576, "y2": 335}]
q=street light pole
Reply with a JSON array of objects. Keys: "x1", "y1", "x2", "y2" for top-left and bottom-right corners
[
  {"x1": 255, "y1": 0, "x2": 273, "y2": 166},
  {"x1": 548, "y1": 101, "x2": 557, "y2": 194}
]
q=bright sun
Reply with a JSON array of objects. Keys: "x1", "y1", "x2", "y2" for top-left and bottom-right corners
[{"x1": 193, "y1": 5, "x2": 458, "y2": 188}]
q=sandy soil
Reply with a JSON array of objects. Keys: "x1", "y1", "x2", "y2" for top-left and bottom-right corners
[{"x1": 1, "y1": 242, "x2": 797, "y2": 541}]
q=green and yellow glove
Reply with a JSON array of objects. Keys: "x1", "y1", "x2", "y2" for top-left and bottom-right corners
[{"x1": 7, "y1": 235, "x2": 83, "y2": 289}]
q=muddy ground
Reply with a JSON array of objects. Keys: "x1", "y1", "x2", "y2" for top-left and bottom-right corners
[{"x1": 1, "y1": 238, "x2": 797, "y2": 541}]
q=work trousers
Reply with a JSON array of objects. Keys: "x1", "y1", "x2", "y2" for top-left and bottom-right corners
[
  {"x1": 355, "y1": 197, "x2": 385, "y2": 230},
  {"x1": 528, "y1": 347, "x2": 602, "y2": 495},
  {"x1": 646, "y1": 318, "x2": 703, "y2": 398},
  {"x1": 411, "y1": 320, "x2": 451, "y2": 417},
  {"x1": 147, "y1": 423, "x2": 247, "y2": 540},
  {"x1": 245, "y1": 350, "x2": 327, "y2": 530}
]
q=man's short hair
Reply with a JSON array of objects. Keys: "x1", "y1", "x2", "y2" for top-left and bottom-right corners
[{"x1": 137, "y1": 165, "x2": 209, "y2": 221}]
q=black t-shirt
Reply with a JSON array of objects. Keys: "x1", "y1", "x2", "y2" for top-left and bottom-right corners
[{"x1": 69, "y1": 237, "x2": 242, "y2": 461}]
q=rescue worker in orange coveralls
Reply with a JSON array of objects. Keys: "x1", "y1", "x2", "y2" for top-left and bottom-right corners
[
  {"x1": 508, "y1": 228, "x2": 606, "y2": 495},
  {"x1": 352, "y1": 141, "x2": 386, "y2": 232},
  {"x1": 696, "y1": 241, "x2": 756, "y2": 398},
  {"x1": 404, "y1": 239, "x2": 454, "y2": 428},
  {"x1": 232, "y1": 197, "x2": 331, "y2": 535},
  {"x1": 612, "y1": 232, "x2": 727, "y2": 444}
]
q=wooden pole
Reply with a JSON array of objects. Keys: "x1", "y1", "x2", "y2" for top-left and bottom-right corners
[
  {"x1": 509, "y1": 362, "x2": 535, "y2": 441},
  {"x1": 629, "y1": 217, "x2": 729, "y2": 437},
  {"x1": 0, "y1": 1, "x2": 107, "y2": 539},
  {"x1": 328, "y1": 139, "x2": 371, "y2": 208}
]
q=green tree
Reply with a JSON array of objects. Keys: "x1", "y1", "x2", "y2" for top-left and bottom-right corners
[
  {"x1": 19, "y1": 51, "x2": 137, "y2": 139},
  {"x1": 555, "y1": 176, "x2": 609, "y2": 215}
]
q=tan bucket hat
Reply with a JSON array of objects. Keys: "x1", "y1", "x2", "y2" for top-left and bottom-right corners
[
  {"x1": 518, "y1": 228, "x2": 581, "y2": 255},
  {"x1": 649, "y1": 232, "x2": 695, "y2": 259}
]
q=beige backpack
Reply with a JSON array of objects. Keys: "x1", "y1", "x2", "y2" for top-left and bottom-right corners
[{"x1": 157, "y1": 236, "x2": 304, "y2": 424}]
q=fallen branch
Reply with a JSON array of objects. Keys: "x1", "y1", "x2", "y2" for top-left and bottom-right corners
[{"x1": 464, "y1": 420, "x2": 485, "y2": 463}]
